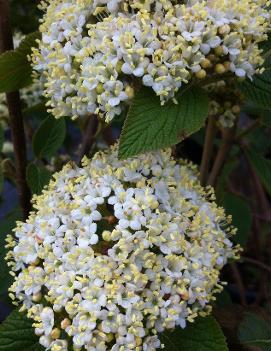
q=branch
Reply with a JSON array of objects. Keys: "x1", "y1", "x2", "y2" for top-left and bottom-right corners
[
  {"x1": 200, "y1": 115, "x2": 216, "y2": 186},
  {"x1": 242, "y1": 257, "x2": 271, "y2": 275},
  {"x1": 230, "y1": 263, "x2": 247, "y2": 306},
  {"x1": 77, "y1": 115, "x2": 98, "y2": 164},
  {"x1": 103, "y1": 126, "x2": 116, "y2": 146},
  {"x1": 236, "y1": 118, "x2": 261, "y2": 141},
  {"x1": 208, "y1": 126, "x2": 236, "y2": 187},
  {"x1": 0, "y1": 0, "x2": 31, "y2": 220},
  {"x1": 242, "y1": 145, "x2": 271, "y2": 217}
]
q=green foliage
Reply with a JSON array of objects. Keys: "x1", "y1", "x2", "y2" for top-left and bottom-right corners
[
  {"x1": 0, "y1": 309, "x2": 44, "y2": 351},
  {"x1": 23, "y1": 103, "x2": 47, "y2": 120},
  {"x1": 0, "y1": 32, "x2": 40, "y2": 93},
  {"x1": 0, "y1": 209, "x2": 22, "y2": 303},
  {"x1": 26, "y1": 163, "x2": 51, "y2": 195},
  {"x1": 10, "y1": 0, "x2": 41, "y2": 33},
  {"x1": 262, "y1": 110, "x2": 271, "y2": 128},
  {"x1": 260, "y1": 34, "x2": 271, "y2": 55},
  {"x1": 240, "y1": 69, "x2": 271, "y2": 110},
  {"x1": 160, "y1": 316, "x2": 228, "y2": 351},
  {"x1": 119, "y1": 86, "x2": 209, "y2": 159},
  {"x1": 248, "y1": 149, "x2": 271, "y2": 196},
  {"x1": 216, "y1": 160, "x2": 237, "y2": 202},
  {"x1": 17, "y1": 32, "x2": 40, "y2": 56},
  {"x1": 0, "y1": 51, "x2": 31, "y2": 93},
  {"x1": 33, "y1": 116, "x2": 66, "y2": 159},
  {"x1": 215, "y1": 290, "x2": 232, "y2": 308},
  {"x1": 222, "y1": 193, "x2": 252, "y2": 246},
  {"x1": 247, "y1": 126, "x2": 271, "y2": 154},
  {"x1": 238, "y1": 312, "x2": 271, "y2": 351}
]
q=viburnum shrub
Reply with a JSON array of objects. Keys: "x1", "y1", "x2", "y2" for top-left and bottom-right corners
[{"x1": 0, "y1": 0, "x2": 271, "y2": 351}]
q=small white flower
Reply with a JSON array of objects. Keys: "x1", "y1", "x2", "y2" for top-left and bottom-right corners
[
  {"x1": 38, "y1": 307, "x2": 54, "y2": 336},
  {"x1": 51, "y1": 340, "x2": 68, "y2": 351}
]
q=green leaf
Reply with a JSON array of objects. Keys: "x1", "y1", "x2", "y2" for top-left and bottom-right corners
[
  {"x1": 238, "y1": 312, "x2": 271, "y2": 351},
  {"x1": 0, "y1": 32, "x2": 40, "y2": 93},
  {"x1": 247, "y1": 149, "x2": 271, "y2": 196},
  {"x1": 23, "y1": 102, "x2": 47, "y2": 120},
  {"x1": 160, "y1": 316, "x2": 228, "y2": 351},
  {"x1": 16, "y1": 32, "x2": 41, "y2": 57},
  {"x1": 0, "y1": 309, "x2": 44, "y2": 351},
  {"x1": 260, "y1": 34, "x2": 271, "y2": 55},
  {"x1": 33, "y1": 116, "x2": 66, "y2": 159},
  {"x1": 0, "y1": 51, "x2": 32, "y2": 93},
  {"x1": 0, "y1": 209, "x2": 22, "y2": 302},
  {"x1": 262, "y1": 111, "x2": 271, "y2": 128},
  {"x1": 26, "y1": 163, "x2": 51, "y2": 195},
  {"x1": 215, "y1": 290, "x2": 232, "y2": 308},
  {"x1": 240, "y1": 69, "x2": 271, "y2": 110},
  {"x1": 119, "y1": 86, "x2": 209, "y2": 159},
  {"x1": 222, "y1": 193, "x2": 252, "y2": 246},
  {"x1": 247, "y1": 126, "x2": 271, "y2": 154}
]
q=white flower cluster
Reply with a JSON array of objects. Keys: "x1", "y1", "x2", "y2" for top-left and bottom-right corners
[
  {"x1": 32, "y1": 0, "x2": 270, "y2": 121},
  {"x1": 7, "y1": 145, "x2": 239, "y2": 351}
]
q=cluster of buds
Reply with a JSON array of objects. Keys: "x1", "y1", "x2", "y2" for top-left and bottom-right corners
[{"x1": 206, "y1": 80, "x2": 243, "y2": 128}]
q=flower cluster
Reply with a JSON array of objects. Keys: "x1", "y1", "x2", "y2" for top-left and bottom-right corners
[
  {"x1": 32, "y1": 0, "x2": 270, "y2": 121},
  {"x1": 206, "y1": 80, "x2": 242, "y2": 128},
  {"x1": 7, "y1": 145, "x2": 239, "y2": 351}
]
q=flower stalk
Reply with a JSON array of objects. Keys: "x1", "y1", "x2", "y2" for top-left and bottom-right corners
[
  {"x1": 0, "y1": 0, "x2": 31, "y2": 219},
  {"x1": 200, "y1": 115, "x2": 216, "y2": 186},
  {"x1": 208, "y1": 126, "x2": 237, "y2": 187}
]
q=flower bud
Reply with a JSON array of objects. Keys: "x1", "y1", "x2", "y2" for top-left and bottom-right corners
[
  {"x1": 96, "y1": 83, "x2": 104, "y2": 94},
  {"x1": 125, "y1": 86, "x2": 135, "y2": 99},
  {"x1": 201, "y1": 59, "x2": 212, "y2": 69},
  {"x1": 51, "y1": 328, "x2": 61, "y2": 340},
  {"x1": 102, "y1": 230, "x2": 111, "y2": 242},
  {"x1": 218, "y1": 24, "x2": 231, "y2": 35},
  {"x1": 214, "y1": 46, "x2": 224, "y2": 56},
  {"x1": 116, "y1": 61, "x2": 123, "y2": 73},
  {"x1": 32, "y1": 292, "x2": 42, "y2": 302},
  {"x1": 195, "y1": 69, "x2": 207, "y2": 79},
  {"x1": 215, "y1": 64, "x2": 226, "y2": 74},
  {"x1": 61, "y1": 318, "x2": 71, "y2": 330},
  {"x1": 223, "y1": 61, "x2": 231, "y2": 71},
  {"x1": 232, "y1": 105, "x2": 241, "y2": 114}
]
